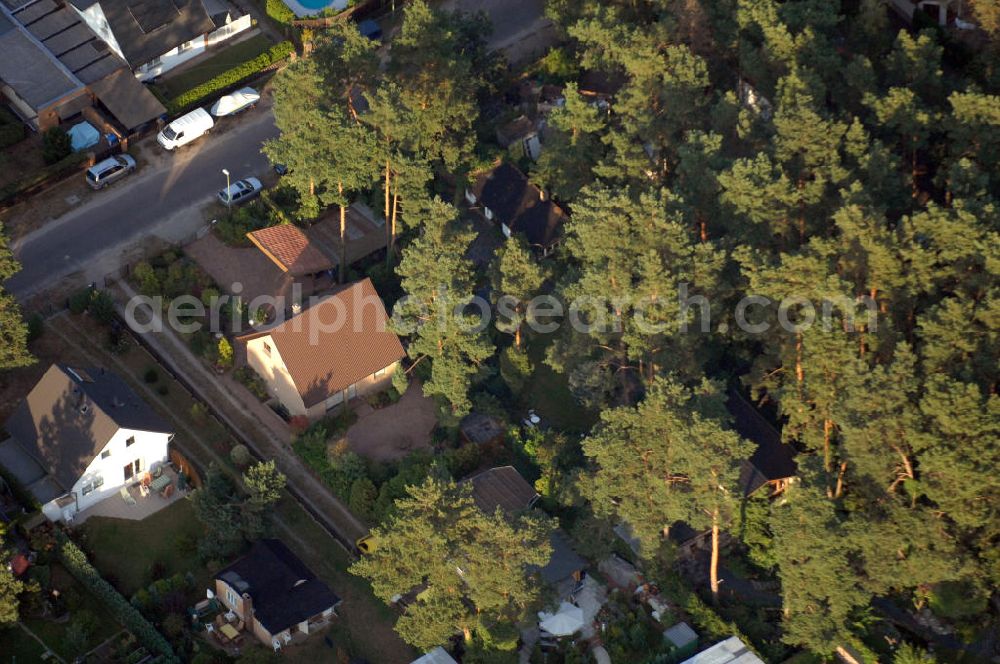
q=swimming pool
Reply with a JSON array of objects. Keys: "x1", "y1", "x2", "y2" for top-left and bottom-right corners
[{"x1": 283, "y1": 0, "x2": 347, "y2": 16}]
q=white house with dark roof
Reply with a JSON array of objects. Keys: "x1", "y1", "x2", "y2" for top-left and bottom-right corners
[
  {"x1": 68, "y1": 0, "x2": 251, "y2": 81},
  {"x1": 0, "y1": 364, "x2": 173, "y2": 523}
]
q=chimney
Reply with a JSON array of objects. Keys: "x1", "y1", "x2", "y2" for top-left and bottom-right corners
[{"x1": 241, "y1": 592, "x2": 253, "y2": 623}]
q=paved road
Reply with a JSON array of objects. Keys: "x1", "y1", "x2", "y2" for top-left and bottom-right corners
[
  {"x1": 5, "y1": 110, "x2": 278, "y2": 300},
  {"x1": 438, "y1": 0, "x2": 555, "y2": 60}
]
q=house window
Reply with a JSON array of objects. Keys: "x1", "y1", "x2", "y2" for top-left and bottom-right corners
[
  {"x1": 126, "y1": 436, "x2": 135, "y2": 447},
  {"x1": 146, "y1": 56, "x2": 161, "y2": 68},
  {"x1": 81, "y1": 475, "x2": 104, "y2": 496},
  {"x1": 374, "y1": 367, "x2": 386, "y2": 378},
  {"x1": 101, "y1": 450, "x2": 111, "y2": 459},
  {"x1": 227, "y1": 588, "x2": 238, "y2": 607},
  {"x1": 262, "y1": 342, "x2": 271, "y2": 356}
]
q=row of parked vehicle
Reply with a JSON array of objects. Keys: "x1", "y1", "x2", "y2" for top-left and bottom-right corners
[{"x1": 85, "y1": 87, "x2": 261, "y2": 192}]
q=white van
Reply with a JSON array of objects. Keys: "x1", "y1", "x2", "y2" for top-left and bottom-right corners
[{"x1": 157, "y1": 108, "x2": 214, "y2": 150}]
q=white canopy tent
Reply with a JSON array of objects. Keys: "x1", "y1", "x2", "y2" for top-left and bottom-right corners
[{"x1": 538, "y1": 601, "x2": 585, "y2": 637}]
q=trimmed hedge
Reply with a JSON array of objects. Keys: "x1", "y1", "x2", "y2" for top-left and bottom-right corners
[
  {"x1": 54, "y1": 530, "x2": 179, "y2": 663},
  {"x1": 0, "y1": 150, "x2": 88, "y2": 205},
  {"x1": 264, "y1": 0, "x2": 296, "y2": 28},
  {"x1": 166, "y1": 40, "x2": 295, "y2": 115}
]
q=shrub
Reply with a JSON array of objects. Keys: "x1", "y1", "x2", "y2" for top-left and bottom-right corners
[
  {"x1": 190, "y1": 402, "x2": 208, "y2": 420},
  {"x1": 42, "y1": 127, "x2": 72, "y2": 164},
  {"x1": 348, "y1": 477, "x2": 377, "y2": 520},
  {"x1": 166, "y1": 41, "x2": 295, "y2": 114},
  {"x1": 217, "y1": 337, "x2": 234, "y2": 369},
  {"x1": 133, "y1": 261, "x2": 160, "y2": 297},
  {"x1": 162, "y1": 612, "x2": 186, "y2": 638},
  {"x1": 68, "y1": 287, "x2": 93, "y2": 314},
  {"x1": 88, "y1": 290, "x2": 117, "y2": 324},
  {"x1": 214, "y1": 204, "x2": 271, "y2": 246},
  {"x1": 235, "y1": 366, "x2": 269, "y2": 400},
  {"x1": 144, "y1": 368, "x2": 159, "y2": 383},
  {"x1": 392, "y1": 363, "x2": 409, "y2": 395},
  {"x1": 54, "y1": 531, "x2": 178, "y2": 662},
  {"x1": 26, "y1": 313, "x2": 44, "y2": 343},
  {"x1": 443, "y1": 444, "x2": 482, "y2": 479},
  {"x1": 230, "y1": 444, "x2": 252, "y2": 467}
]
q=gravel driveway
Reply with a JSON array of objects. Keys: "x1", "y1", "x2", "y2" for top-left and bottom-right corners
[{"x1": 345, "y1": 380, "x2": 438, "y2": 461}]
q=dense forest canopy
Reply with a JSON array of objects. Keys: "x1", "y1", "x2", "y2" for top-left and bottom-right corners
[{"x1": 187, "y1": 0, "x2": 1000, "y2": 660}]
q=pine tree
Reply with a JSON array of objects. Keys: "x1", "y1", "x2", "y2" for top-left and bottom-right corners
[
  {"x1": 769, "y1": 476, "x2": 869, "y2": 655},
  {"x1": 350, "y1": 478, "x2": 553, "y2": 649},
  {"x1": 393, "y1": 198, "x2": 493, "y2": 418},
  {"x1": 0, "y1": 225, "x2": 32, "y2": 370},
  {"x1": 490, "y1": 236, "x2": 546, "y2": 348},
  {"x1": 533, "y1": 83, "x2": 605, "y2": 200},
  {"x1": 581, "y1": 377, "x2": 753, "y2": 600}
]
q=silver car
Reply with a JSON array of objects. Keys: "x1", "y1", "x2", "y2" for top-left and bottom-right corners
[
  {"x1": 86, "y1": 154, "x2": 136, "y2": 190},
  {"x1": 217, "y1": 177, "x2": 263, "y2": 206}
]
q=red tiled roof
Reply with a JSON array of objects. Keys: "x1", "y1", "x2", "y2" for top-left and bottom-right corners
[
  {"x1": 265, "y1": 278, "x2": 405, "y2": 408},
  {"x1": 247, "y1": 224, "x2": 334, "y2": 277}
]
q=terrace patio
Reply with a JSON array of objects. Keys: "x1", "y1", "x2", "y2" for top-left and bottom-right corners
[{"x1": 73, "y1": 466, "x2": 188, "y2": 524}]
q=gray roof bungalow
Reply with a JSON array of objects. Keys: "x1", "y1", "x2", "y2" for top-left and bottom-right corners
[{"x1": 0, "y1": 0, "x2": 165, "y2": 131}]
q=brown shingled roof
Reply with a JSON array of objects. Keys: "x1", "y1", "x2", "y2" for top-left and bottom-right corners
[
  {"x1": 248, "y1": 224, "x2": 335, "y2": 277},
  {"x1": 264, "y1": 278, "x2": 405, "y2": 408},
  {"x1": 464, "y1": 466, "x2": 539, "y2": 515}
]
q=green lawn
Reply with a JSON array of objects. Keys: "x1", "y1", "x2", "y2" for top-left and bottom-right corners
[
  {"x1": 0, "y1": 625, "x2": 48, "y2": 663},
  {"x1": 522, "y1": 336, "x2": 598, "y2": 433},
  {"x1": 20, "y1": 564, "x2": 121, "y2": 661},
  {"x1": 78, "y1": 499, "x2": 207, "y2": 597},
  {"x1": 153, "y1": 34, "x2": 273, "y2": 99}
]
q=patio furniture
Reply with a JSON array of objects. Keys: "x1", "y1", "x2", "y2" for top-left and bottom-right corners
[
  {"x1": 282, "y1": 632, "x2": 292, "y2": 644},
  {"x1": 272, "y1": 639, "x2": 281, "y2": 652},
  {"x1": 119, "y1": 486, "x2": 136, "y2": 505},
  {"x1": 224, "y1": 610, "x2": 236, "y2": 622},
  {"x1": 220, "y1": 623, "x2": 239, "y2": 641},
  {"x1": 139, "y1": 483, "x2": 150, "y2": 498},
  {"x1": 205, "y1": 623, "x2": 215, "y2": 633},
  {"x1": 149, "y1": 474, "x2": 171, "y2": 494}
]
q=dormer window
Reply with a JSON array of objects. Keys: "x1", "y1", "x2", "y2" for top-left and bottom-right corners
[{"x1": 101, "y1": 450, "x2": 111, "y2": 459}]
